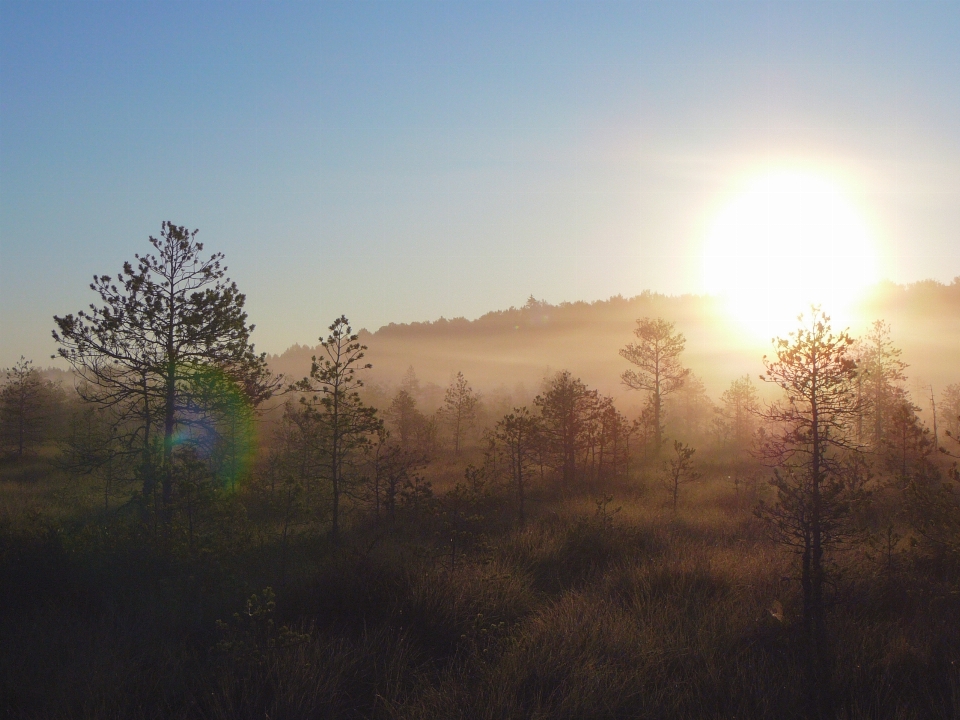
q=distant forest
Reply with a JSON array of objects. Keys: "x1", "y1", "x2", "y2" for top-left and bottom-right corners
[
  {"x1": 2, "y1": 225, "x2": 959, "y2": 719},
  {"x1": 269, "y1": 277, "x2": 960, "y2": 404}
]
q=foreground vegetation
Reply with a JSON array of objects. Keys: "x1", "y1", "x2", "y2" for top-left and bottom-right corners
[
  {"x1": 2, "y1": 451, "x2": 959, "y2": 719},
  {"x1": 3, "y1": 225, "x2": 959, "y2": 719}
]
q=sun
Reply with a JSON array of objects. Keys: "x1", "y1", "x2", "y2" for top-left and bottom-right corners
[{"x1": 702, "y1": 170, "x2": 879, "y2": 340}]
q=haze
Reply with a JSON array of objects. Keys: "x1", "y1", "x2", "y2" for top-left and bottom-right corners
[{"x1": 4, "y1": 4, "x2": 960, "y2": 716}]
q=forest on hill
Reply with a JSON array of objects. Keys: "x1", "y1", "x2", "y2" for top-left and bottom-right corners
[
  {"x1": 1, "y1": 226, "x2": 959, "y2": 719},
  {"x1": 268, "y1": 278, "x2": 960, "y2": 414}
]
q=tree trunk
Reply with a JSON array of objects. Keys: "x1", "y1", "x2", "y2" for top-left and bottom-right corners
[
  {"x1": 162, "y1": 362, "x2": 176, "y2": 510},
  {"x1": 330, "y1": 389, "x2": 341, "y2": 545},
  {"x1": 653, "y1": 391, "x2": 662, "y2": 457}
]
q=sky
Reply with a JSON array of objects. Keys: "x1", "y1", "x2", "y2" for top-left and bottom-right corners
[{"x1": 1, "y1": 0, "x2": 958, "y2": 368}]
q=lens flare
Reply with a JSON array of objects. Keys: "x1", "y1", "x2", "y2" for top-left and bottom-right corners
[{"x1": 173, "y1": 364, "x2": 258, "y2": 492}]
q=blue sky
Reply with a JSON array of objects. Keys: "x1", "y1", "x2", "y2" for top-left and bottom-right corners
[{"x1": 1, "y1": 1, "x2": 958, "y2": 366}]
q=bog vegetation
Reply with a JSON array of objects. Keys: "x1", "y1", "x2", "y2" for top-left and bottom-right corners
[{"x1": 2, "y1": 224, "x2": 960, "y2": 719}]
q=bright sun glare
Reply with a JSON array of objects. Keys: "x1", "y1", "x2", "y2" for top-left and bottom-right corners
[{"x1": 703, "y1": 170, "x2": 879, "y2": 340}]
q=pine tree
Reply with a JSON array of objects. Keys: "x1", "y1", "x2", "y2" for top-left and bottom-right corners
[
  {"x1": 755, "y1": 308, "x2": 866, "y2": 713},
  {"x1": 294, "y1": 316, "x2": 381, "y2": 544},
  {"x1": 663, "y1": 440, "x2": 699, "y2": 512},
  {"x1": 535, "y1": 371, "x2": 598, "y2": 488},
  {"x1": 54, "y1": 222, "x2": 275, "y2": 512},
  {"x1": 493, "y1": 406, "x2": 541, "y2": 527},
  {"x1": 0, "y1": 358, "x2": 61, "y2": 459},
  {"x1": 440, "y1": 371, "x2": 480, "y2": 455},
  {"x1": 620, "y1": 317, "x2": 690, "y2": 455},
  {"x1": 385, "y1": 389, "x2": 433, "y2": 455},
  {"x1": 718, "y1": 375, "x2": 760, "y2": 460},
  {"x1": 858, "y1": 320, "x2": 907, "y2": 449}
]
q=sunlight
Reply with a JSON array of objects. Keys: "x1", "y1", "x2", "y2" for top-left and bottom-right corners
[{"x1": 702, "y1": 170, "x2": 879, "y2": 340}]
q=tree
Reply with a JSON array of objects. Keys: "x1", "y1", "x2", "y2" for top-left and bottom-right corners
[
  {"x1": 440, "y1": 371, "x2": 480, "y2": 455},
  {"x1": 275, "y1": 399, "x2": 325, "y2": 495},
  {"x1": 361, "y1": 423, "x2": 429, "y2": 525},
  {"x1": 0, "y1": 357, "x2": 61, "y2": 459},
  {"x1": 294, "y1": 316, "x2": 381, "y2": 544},
  {"x1": 755, "y1": 308, "x2": 865, "y2": 712},
  {"x1": 535, "y1": 371, "x2": 598, "y2": 488},
  {"x1": 399, "y1": 365, "x2": 422, "y2": 398},
  {"x1": 438, "y1": 465, "x2": 490, "y2": 570},
  {"x1": 857, "y1": 320, "x2": 907, "y2": 449},
  {"x1": 632, "y1": 397, "x2": 661, "y2": 466},
  {"x1": 190, "y1": 364, "x2": 264, "y2": 492},
  {"x1": 54, "y1": 222, "x2": 275, "y2": 513},
  {"x1": 620, "y1": 317, "x2": 690, "y2": 455},
  {"x1": 907, "y1": 417, "x2": 960, "y2": 566},
  {"x1": 718, "y1": 375, "x2": 760, "y2": 460},
  {"x1": 663, "y1": 372, "x2": 714, "y2": 446},
  {"x1": 384, "y1": 389, "x2": 434, "y2": 455},
  {"x1": 882, "y1": 395, "x2": 931, "y2": 485},
  {"x1": 61, "y1": 400, "x2": 133, "y2": 511},
  {"x1": 663, "y1": 440, "x2": 700, "y2": 512},
  {"x1": 588, "y1": 395, "x2": 633, "y2": 484},
  {"x1": 493, "y1": 406, "x2": 541, "y2": 527},
  {"x1": 939, "y1": 384, "x2": 960, "y2": 448}
]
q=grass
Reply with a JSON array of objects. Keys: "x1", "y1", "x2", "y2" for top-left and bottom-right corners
[{"x1": 1, "y1": 462, "x2": 958, "y2": 719}]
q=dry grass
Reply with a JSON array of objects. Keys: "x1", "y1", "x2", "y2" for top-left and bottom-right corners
[{"x1": 2, "y1": 468, "x2": 958, "y2": 719}]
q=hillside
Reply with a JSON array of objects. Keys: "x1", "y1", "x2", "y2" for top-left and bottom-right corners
[{"x1": 267, "y1": 279, "x2": 960, "y2": 411}]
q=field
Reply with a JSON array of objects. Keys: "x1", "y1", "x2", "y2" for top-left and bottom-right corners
[{"x1": 3, "y1": 450, "x2": 958, "y2": 720}]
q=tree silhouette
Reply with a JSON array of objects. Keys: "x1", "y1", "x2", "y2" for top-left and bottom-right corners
[
  {"x1": 493, "y1": 406, "x2": 541, "y2": 527},
  {"x1": 588, "y1": 395, "x2": 633, "y2": 483},
  {"x1": 385, "y1": 388, "x2": 435, "y2": 456},
  {"x1": 907, "y1": 413, "x2": 960, "y2": 567},
  {"x1": 939, "y1": 384, "x2": 960, "y2": 446},
  {"x1": 664, "y1": 372, "x2": 714, "y2": 446},
  {"x1": 535, "y1": 371, "x2": 597, "y2": 488},
  {"x1": 54, "y1": 222, "x2": 274, "y2": 512},
  {"x1": 294, "y1": 316, "x2": 381, "y2": 544},
  {"x1": 663, "y1": 440, "x2": 699, "y2": 512},
  {"x1": 0, "y1": 357, "x2": 61, "y2": 459},
  {"x1": 440, "y1": 371, "x2": 480, "y2": 455},
  {"x1": 755, "y1": 307, "x2": 866, "y2": 713},
  {"x1": 718, "y1": 375, "x2": 760, "y2": 460},
  {"x1": 857, "y1": 320, "x2": 907, "y2": 448},
  {"x1": 882, "y1": 396, "x2": 931, "y2": 485},
  {"x1": 620, "y1": 317, "x2": 690, "y2": 456}
]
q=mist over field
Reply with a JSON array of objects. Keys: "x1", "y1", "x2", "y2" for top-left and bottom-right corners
[
  {"x1": 3, "y1": 1, "x2": 960, "y2": 718},
  {"x1": 269, "y1": 279, "x2": 960, "y2": 409}
]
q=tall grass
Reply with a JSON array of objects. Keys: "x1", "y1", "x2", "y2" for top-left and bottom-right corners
[{"x1": 2, "y1": 467, "x2": 958, "y2": 719}]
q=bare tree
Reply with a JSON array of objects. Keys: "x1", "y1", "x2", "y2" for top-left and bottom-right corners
[{"x1": 620, "y1": 317, "x2": 690, "y2": 456}]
